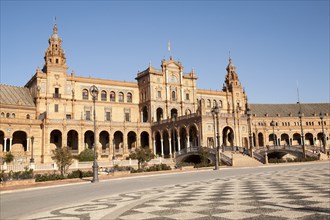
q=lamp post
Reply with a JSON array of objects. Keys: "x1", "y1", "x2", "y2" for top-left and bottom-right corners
[
  {"x1": 270, "y1": 120, "x2": 276, "y2": 148},
  {"x1": 211, "y1": 105, "x2": 220, "y2": 170},
  {"x1": 90, "y1": 85, "x2": 99, "y2": 183},
  {"x1": 247, "y1": 109, "x2": 253, "y2": 157},
  {"x1": 172, "y1": 114, "x2": 176, "y2": 158},
  {"x1": 320, "y1": 112, "x2": 326, "y2": 153},
  {"x1": 30, "y1": 136, "x2": 34, "y2": 163},
  {"x1": 298, "y1": 111, "x2": 306, "y2": 158},
  {"x1": 112, "y1": 138, "x2": 115, "y2": 161}
]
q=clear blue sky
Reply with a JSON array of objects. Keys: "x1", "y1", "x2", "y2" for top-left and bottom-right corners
[{"x1": 1, "y1": 0, "x2": 329, "y2": 104}]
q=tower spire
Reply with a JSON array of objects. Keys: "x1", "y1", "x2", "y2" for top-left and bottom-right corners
[
  {"x1": 53, "y1": 16, "x2": 57, "y2": 34},
  {"x1": 229, "y1": 51, "x2": 232, "y2": 64}
]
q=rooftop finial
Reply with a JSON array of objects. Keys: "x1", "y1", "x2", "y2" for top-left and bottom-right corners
[
  {"x1": 53, "y1": 16, "x2": 57, "y2": 34},
  {"x1": 229, "y1": 51, "x2": 232, "y2": 64}
]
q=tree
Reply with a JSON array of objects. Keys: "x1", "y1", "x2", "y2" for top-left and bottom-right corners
[
  {"x1": 129, "y1": 147, "x2": 154, "y2": 169},
  {"x1": 77, "y1": 148, "x2": 95, "y2": 161},
  {"x1": 51, "y1": 146, "x2": 74, "y2": 176}
]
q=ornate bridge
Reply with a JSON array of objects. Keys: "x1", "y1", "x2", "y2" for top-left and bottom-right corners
[
  {"x1": 174, "y1": 145, "x2": 321, "y2": 166},
  {"x1": 253, "y1": 145, "x2": 321, "y2": 163},
  {"x1": 174, "y1": 147, "x2": 232, "y2": 166}
]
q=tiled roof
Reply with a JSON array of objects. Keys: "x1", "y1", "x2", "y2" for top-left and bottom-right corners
[
  {"x1": 0, "y1": 84, "x2": 35, "y2": 107},
  {"x1": 250, "y1": 103, "x2": 330, "y2": 117}
]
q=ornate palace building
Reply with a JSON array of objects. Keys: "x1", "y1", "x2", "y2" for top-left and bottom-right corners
[{"x1": 0, "y1": 24, "x2": 329, "y2": 164}]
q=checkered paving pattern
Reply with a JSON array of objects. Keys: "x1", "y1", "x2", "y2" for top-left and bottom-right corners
[{"x1": 24, "y1": 166, "x2": 330, "y2": 220}]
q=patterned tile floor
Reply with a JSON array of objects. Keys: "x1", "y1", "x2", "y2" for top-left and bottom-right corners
[{"x1": 24, "y1": 166, "x2": 330, "y2": 220}]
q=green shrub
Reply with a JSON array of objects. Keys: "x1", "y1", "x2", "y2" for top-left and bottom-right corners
[
  {"x1": 4, "y1": 152, "x2": 14, "y2": 164},
  {"x1": 286, "y1": 158, "x2": 294, "y2": 163},
  {"x1": 1, "y1": 167, "x2": 34, "y2": 181},
  {"x1": 131, "y1": 168, "x2": 144, "y2": 173},
  {"x1": 67, "y1": 170, "x2": 83, "y2": 179},
  {"x1": 35, "y1": 172, "x2": 65, "y2": 182},
  {"x1": 269, "y1": 158, "x2": 286, "y2": 163},
  {"x1": 78, "y1": 148, "x2": 95, "y2": 161},
  {"x1": 81, "y1": 170, "x2": 93, "y2": 177},
  {"x1": 130, "y1": 164, "x2": 171, "y2": 173},
  {"x1": 194, "y1": 163, "x2": 210, "y2": 168}
]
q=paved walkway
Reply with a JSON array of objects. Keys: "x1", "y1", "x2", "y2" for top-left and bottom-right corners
[{"x1": 23, "y1": 165, "x2": 330, "y2": 220}]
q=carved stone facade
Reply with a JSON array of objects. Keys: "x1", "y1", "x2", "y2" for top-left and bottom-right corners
[{"x1": 0, "y1": 24, "x2": 329, "y2": 164}]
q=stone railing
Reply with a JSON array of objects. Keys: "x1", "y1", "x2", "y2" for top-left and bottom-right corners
[
  {"x1": 220, "y1": 152, "x2": 232, "y2": 166},
  {"x1": 253, "y1": 151, "x2": 266, "y2": 164}
]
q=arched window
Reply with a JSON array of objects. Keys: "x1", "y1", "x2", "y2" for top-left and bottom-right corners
[
  {"x1": 12, "y1": 113, "x2": 15, "y2": 118},
  {"x1": 101, "y1": 90, "x2": 107, "y2": 101},
  {"x1": 219, "y1": 100, "x2": 223, "y2": 108},
  {"x1": 26, "y1": 114, "x2": 30, "y2": 119},
  {"x1": 119, "y1": 92, "x2": 124, "y2": 102},
  {"x1": 127, "y1": 92, "x2": 132, "y2": 103},
  {"x1": 82, "y1": 89, "x2": 89, "y2": 100},
  {"x1": 172, "y1": 91, "x2": 176, "y2": 101},
  {"x1": 213, "y1": 100, "x2": 217, "y2": 107},
  {"x1": 207, "y1": 99, "x2": 211, "y2": 107},
  {"x1": 1, "y1": 112, "x2": 4, "y2": 118},
  {"x1": 6, "y1": 113, "x2": 10, "y2": 118},
  {"x1": 110, "y1": 91, "x2": 116, "y2": 102}
]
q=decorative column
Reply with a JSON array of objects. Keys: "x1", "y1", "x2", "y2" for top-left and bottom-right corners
[
  {"x1": 123, "y1": 134, "x2": 127, "y2": 154},
  {"x1": 79, "y1": 130, "x2": 84, "y2": 153},
  {"x1": 4, "y1": 138, "x2": 7, "y2": 152},
  {"x1": 9, "y1": 138, "x2": 12, "y2": 151},
  {"x1": 187, "y1": 135, "x2": 190, "y2": 149},
  {"x1": 161, "y1": 139, "x2": 164, "y2": 157},
  {"x1": 169, "y1": 138, "x2": 172, "y2": 157},
  {"x1": 26, "y1": 138, "x2": 30, "y2": 152},
  {"x1": 177, "y1": 137, "x2": 181, "y2": 152},
  {"x1": 153, "y1": 139, "x2": 156, "y2": 155}
]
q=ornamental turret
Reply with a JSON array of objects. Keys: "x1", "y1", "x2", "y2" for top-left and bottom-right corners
[
  {"x1": 224, "y1": 56, "x2": 240, "y2": 92},
  {"x1": 42, "y1": 21, "x2": 68, "y2": 73}
]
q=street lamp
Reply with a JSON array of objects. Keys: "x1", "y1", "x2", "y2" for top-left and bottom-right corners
[
  {"x1": 270, "y1": 120, "x2": 276, "y2": 147},
  {"x1": 320, "y1": 112, "x2": 326, "y2": 153},
  {"x1": 211, "y1": 105, "x2": 220, "y2": 170},
  {"x1": 172, "y1": 114, "x2": 176, "y2": 158},
  {"x1": 90, "y1": 85, "x2": 99, "y2": 183},
  {"x1": 298, "y1": 111, "x2": 306, "y2": 158},
  {"x1": 30, "y1": 136, "x2": 34, "y2": 163},
  {"x1": 112, "y1": 138, "x2": 115, "y2": 161},
  {"x1": 246, "y1": 109, "x2": 253, "y2": 157}
]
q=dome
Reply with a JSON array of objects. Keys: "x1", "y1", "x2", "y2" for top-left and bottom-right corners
[{"x1": 226, "y1": 57, "x2": 236, "y2": 71}]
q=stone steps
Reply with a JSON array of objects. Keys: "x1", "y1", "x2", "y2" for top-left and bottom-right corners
[{"x1": 231, "y1": 153, "x2": 262, "y2": 167}]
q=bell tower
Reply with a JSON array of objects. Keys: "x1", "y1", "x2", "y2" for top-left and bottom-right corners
[
  {"x1": 224, "y1": 56, "x2": 240, "y2": 92},
  {"x1": 42, "y1": 21, "x2": 68, "y2": 74},
  {"x1": 223, "y1": 56, "x2": 247, "y2": 113}
]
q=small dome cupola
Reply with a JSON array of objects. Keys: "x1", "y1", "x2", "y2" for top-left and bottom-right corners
[
  {"x1": 49, "y1": 23, "x2": 60, "y2": 43},
  {"x1": 226, "y1": 56, "x2": 236, "y2": 72}
]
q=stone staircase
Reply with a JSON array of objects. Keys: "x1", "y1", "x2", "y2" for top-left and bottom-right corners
[{"x1": 229, "y1": 152, "x2": 262, "y2": 167}]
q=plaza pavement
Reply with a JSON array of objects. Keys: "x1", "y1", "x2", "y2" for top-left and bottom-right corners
[{"x1": 20, "y1": 163, "x2": 330, "y2": 220}]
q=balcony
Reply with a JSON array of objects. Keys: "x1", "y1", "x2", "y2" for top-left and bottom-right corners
[{"x1": 53, "y1": 93, "x2": 61, "y2": 98}]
